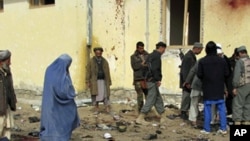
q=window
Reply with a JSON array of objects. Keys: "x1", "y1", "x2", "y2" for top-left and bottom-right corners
[
  {"x1": 30, "y1": 0, "x2": 55, "y2": 6},
  {"x1": 167, "y1": 0, "x2": 201, "y2": 46},
  {"x1": 0, "y1": 0, "x2": 3, "y2": 10}
]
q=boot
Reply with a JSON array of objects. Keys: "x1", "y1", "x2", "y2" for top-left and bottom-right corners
[
  {"x1": 105, "y1": 105, "x2": 110, "y2": 114},
  {"x1": 150, "y1": 107, "x2": 161, "y2": 118},
  {"x1": 160, "y1": 111, "x2": 168, "y2": 124},
  {"x1": 242, "y1": 121, "x2": 250, "y2": 125},
  {"x1": 136, "y1": 113, "x2": 150, "y2": 125},
  {"x1": 180, "y1": 111, "x2": 188, "y2": 120}
]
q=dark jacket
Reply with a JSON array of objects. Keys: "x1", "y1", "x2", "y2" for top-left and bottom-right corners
[
  {"x1": 226, "y1": 55, "x2": 236, "y2": 97},
  {"x1": 197, "y1": 53, "x2": 229, "y2": 101},
  {"x1": 0, "y1": 68, "x2": 16, "y2": 116},
  {"x1": 185, "y1": 59, "x2": 202, "y2": 91},
  {"x1": 146, "y1": 50, "x2": 162, "y2": 82},
  {"x1": 180, "y1": 50, "x2": 197, "y2": 90},
  {"x1": 130, "y1": 50, "x2": 149, "y2": 82}
]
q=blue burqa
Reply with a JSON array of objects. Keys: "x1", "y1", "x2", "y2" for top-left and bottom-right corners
[{"x1": 40, "y1": 54, "x2": 80, "y2": 141}]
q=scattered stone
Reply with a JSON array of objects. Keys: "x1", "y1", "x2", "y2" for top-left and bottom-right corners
[
  {"x1": 120, "y1": 109, "x2": 134, "y2": 113},
  {"x1": 96, "y1": 124, "x2": 113, "y2": 130},
  {"x1": 81, "y1": 135, "x2": 93, "y2": 138},
  {"x1": 164, "y1": 104, "x2": 179, "y2": 110},
  {"x1": 30, "y1": 104, "x2": 40, "y2": 111},
  {"x1": 142, "y1": 134, "x2": 157, "y2": 140},
  {"x1": 28, "y1": 131, "x2": 39, "y2": 137},
  {"x1": 13, "y1": 114, "x2": 21, "y2": 120},
  {"x1": 28, "y1": 116, "x2": 40, "y2": 123},
  {"x1": 156, "y1": 130, "x2": 162, "y2": 134}
]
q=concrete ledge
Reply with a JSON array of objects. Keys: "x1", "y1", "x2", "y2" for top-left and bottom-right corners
[{"x1": 16, "y1": 89, "x2": 182, "y2": 108}]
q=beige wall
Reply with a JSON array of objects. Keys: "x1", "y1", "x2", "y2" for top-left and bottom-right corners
[
  {"x1": 203, "y1": 0, "x2": 250, "y2": 57},
  {"x1": 0, "y1": 0, "x2": 87, "y2": 93},
  {"x1": 1, "y1": 0, "x2": 249, "y2": 96}
]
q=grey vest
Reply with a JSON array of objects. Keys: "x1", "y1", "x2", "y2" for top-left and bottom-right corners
[{"x1": 239, "y1": 57, "x2": 250, "y2": 86}]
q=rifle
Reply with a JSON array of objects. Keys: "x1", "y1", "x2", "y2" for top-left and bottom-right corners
[{"x1": 179, "y1": 48, "x2": 184, "y2": 68}]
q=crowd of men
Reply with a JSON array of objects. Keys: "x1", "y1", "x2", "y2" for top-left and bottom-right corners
[
  {"x1": 0, "y1": 40, "x2": 250, "y2": 140},
  {"x1": 130, "y1": 41, "x2": 250, "y2": 135}
]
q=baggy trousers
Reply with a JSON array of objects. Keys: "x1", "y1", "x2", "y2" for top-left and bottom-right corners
[
  {"x1": 181, "y1": 90, "x2": 191, "y2": 112},
  {"x1": 134, "y1": 81, "x2": 148, "y2": 112},
  {"x1": 232, "y1": 83, "x2": 250, "y2": 122},
  {"x1": 141, "y1": 82, "x2": 165, "y2": 114},
  {"x1": 189, "y1": 89, "x2": 202, "y2": 122}
]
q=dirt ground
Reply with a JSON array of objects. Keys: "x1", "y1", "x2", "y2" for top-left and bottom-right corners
[{"x1": 10, "y1": 102, "x2": 230, "y2": 141}]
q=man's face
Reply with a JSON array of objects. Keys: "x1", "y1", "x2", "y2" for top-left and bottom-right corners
[
  {"x1": 94, "y1": 50, "x2": 103, "y2": 57},
  {"x1": 137, "y1": 46, "x2": 144, "y2": 54},
  {"x1": 0, "y1": 58, "x2": 11, "y2": 70},
  {"x1": 194, "y1": 48, "x2": 203, "y2": 55},
  {"x1": 239, "y1": 52, "x2": 245, "y2": 58},
  {"x1": 217, "y1": 53, "x2": 223, "y2": 58},
  {"x1": 159, "y1": 47, "x2": 166, "y2": 55}
]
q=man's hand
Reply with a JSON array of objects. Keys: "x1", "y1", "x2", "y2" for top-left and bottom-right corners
[
  {"x1": 182, "y1": 82, "x2": 191, "y2": 89},
  {"x1": 232, "y1": 88, "x2": 237, "y2": 96},
  {"x1": 157, "y1": 81, "x2": 161, "y2": 87},
  {"x1": 224, "y1": 90, "x2": 228, "y2": 97},
  {"x1": 86, "y1": 82, "x2": 91, "y2": 88}
]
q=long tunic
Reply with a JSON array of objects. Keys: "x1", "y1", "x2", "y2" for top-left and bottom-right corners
[{"x1": 85, "y1": 56, "x2": 112, "y2": 96}]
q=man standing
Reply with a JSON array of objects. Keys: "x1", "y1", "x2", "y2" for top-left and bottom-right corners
[
  {"x1": 130, "y1": 41, "x2": 149, "y2": 112},
  {"x1": 185, "y1": 59, "x2": 203, "y2": 128},
  {"x1": 197, "y1": 41, "x2": 229, "y2": 134},
  {"x1": 135, "y1": 42, "x2": 167, "y2": 125},
  {"x1": 0, "y1": 50, "x2": 16, "y2": 140},
  {"x1": 180, "y1": 42, "x2": 203, "y2": 120},
  {"x1": 232, "y1": 46, "x2": 250, "y2": 125},
  {"x1": 86, "y1": 47, "x2": 112, "y2": 114},
  {"x1": 226, "y1": 48, "x2": 239, "y2": 116}
]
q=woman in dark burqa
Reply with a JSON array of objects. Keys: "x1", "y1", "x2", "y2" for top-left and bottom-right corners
[{"x1": 40, "y1": 54, "x2": 80, "y2": 141}]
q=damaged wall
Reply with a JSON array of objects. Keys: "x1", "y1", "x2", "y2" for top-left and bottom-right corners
[
  {"x1": 0, "y1": 0, "x2": 87, "y2": 94},
  {"x1": 202, "y1": 0, "x2": 250, "y2": 56},
  {"x1": 1, "y1": 0, "x2": 250, "y2": 100},
  {"x1": 91, "y1": 0, "x2": 183, "y2": 95}
]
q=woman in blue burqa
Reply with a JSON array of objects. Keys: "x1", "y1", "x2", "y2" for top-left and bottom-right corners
[{"x1": 40, "y1": 54, "x2": 80, "y2": 141}]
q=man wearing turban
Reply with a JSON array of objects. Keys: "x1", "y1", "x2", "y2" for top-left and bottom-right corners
[{"x1": 0, "y1": 50, "x2": 16, "y2": 140}]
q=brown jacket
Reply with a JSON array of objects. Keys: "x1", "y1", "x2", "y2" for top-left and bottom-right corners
[{"x1": 85, "y1": 56, "x2": 112, "y2": 96}]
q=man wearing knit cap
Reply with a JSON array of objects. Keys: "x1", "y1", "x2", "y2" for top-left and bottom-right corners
[
  {"x1": 232, "y1": 45, "x2": 250, "y2": 125},
  {"x1": 180, "y1": 42, "x2": 203, "y2": 120},
  {"x1": 0, "y1": 50, "x2": 16, "y2": 140}
]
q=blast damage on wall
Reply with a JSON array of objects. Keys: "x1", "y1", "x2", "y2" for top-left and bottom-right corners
[{"x1": 225, "y1": 0, "x2": 250, "y2": 9}]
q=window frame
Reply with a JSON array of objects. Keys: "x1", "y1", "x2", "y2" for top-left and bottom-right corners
[
  {"x1": 29, "y1": 0, "x2": 55, "y2": 7},
  {"x1": 165, "y1": 0, "x2": 203, "y2": 48},
  {"x1": 0, "y1": 0, "x2": 4, "y2": 11}
]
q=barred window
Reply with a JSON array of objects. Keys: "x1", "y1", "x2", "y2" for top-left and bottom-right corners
[{"x1": 30, "y1": 0, "x2": 55, "y2": 6}]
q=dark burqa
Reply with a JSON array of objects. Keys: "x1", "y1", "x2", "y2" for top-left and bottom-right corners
[{"x1": 40, "y1": 54, "x2": 80, "y2": 141}]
